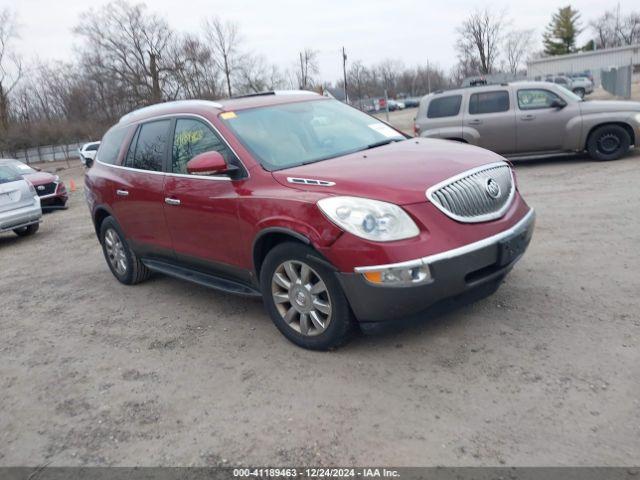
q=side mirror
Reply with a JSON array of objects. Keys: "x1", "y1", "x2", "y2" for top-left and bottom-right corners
[
  {"x1": 550, "y1": 99, "x2": 567, "y2": 109},
  {"x1": 186, "y1": 151, "x2": 228, "y2": 176}
]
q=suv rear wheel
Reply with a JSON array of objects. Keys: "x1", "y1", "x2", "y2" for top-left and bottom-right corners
[
  {"x1": 260, "y1": 242, "x2": 353, "y2": 350},
  {"x1": 13, "y1": 223, "x2": 39, "y2": 237},
  {"x1": 587, "y1": 125, "x2": 631, "y2": 161},
  {"x1": 100, "y1": 217, "x2": 150, "y2": 285}
]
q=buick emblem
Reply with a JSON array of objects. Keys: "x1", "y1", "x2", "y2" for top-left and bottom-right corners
[{"x1": 485, "y1": 178, "x2": 501, "y2": 199}]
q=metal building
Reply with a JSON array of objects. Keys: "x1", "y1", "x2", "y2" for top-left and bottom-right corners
[{"x1": 527, "y1": 44, "x2": 640, "y2": 86}]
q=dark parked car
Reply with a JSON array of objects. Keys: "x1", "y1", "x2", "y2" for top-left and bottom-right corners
[{"x1": 85, "y1": 91, "x2": 534, "y2": 349}]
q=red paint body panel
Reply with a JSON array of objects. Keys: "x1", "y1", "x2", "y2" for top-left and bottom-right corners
[
  {"x1": 272, "y1": 138, "x2": 508, "y2": 205},
  {"x1": 86, "y1": 96, "x2": 533, "y2": 285},
  {"x1": 109, "y1": 168, "x2": 173, "y2": 252},
  {"x1": 163, "y1": 176, "x2": 244, "y2": 266}
]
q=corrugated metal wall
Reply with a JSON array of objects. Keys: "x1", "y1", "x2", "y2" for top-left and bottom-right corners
[{"x1": 527, "y1": 44, "x2": 640, "y2": 86}]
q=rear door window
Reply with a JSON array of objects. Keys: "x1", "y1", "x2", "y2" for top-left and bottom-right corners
[
  {"x1": 468, "y1": 91, "x2": 510, "y2": 114},
  {"x1": 127, "y1": 120, "x2": 171, "y2": 172},
  {"x1": 0, "y1": 165, "x2": 22, "y2": 184},
  {"x1": 427, "y1": 95, "x2": 462, "y2": 118},
  {"x1": 97, "y1": 127, "x2": 128, "y2": 165}
]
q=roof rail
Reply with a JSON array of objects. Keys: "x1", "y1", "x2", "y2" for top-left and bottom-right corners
[{"x1": 118, "y1": 100, "x2": 223, "y2": 124}]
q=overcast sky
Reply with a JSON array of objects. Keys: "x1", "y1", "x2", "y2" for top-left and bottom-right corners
[{"x1": 3, "y1": 0, "x2": 637, "y2": 82}]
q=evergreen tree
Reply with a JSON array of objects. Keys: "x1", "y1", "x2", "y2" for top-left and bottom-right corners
[{"x1": 543, "y1": 6, "x2": 582, "y2": 55}]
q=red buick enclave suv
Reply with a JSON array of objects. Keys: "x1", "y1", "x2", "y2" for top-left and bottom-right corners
[{"x1": 85, "y1": 91, "x2": 535, "y2": 349}]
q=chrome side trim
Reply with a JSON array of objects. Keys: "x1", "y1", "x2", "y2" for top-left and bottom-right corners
[
  {"x1": 97, "y1": 113, "x2": 246, "y2": 182},
  {"x1": 287, "y1": 177, "x2": 336, "y2": 186},
  {"x1": 354, "y1": 209, "x2": 535, "y2": 273},
  {"x1": 426, "y1": 161, "x2": 515, "y2": 223}
]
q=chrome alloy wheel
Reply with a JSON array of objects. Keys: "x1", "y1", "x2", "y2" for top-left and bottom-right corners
[
  {"x1": 104, "y1": 228, "x2": 128, "y2": 276},
  {"x1": 271, "y1": 260, "x2": 332, "y2": 336}
]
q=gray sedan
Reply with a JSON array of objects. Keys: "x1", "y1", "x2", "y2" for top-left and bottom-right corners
[
  {"x1": 0, "y1": 164, "x2": 42, "y2": 237},
  {"x1": 415, "y1": 81, "x2": 640, "y2": 161}
]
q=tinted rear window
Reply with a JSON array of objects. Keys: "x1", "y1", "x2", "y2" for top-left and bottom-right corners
[
  {"x1": 0, "y1": 165, "x2": 22, "y2": 184},
  {"x1": 469, "y1": 91, "x2": 510, "y2": 114},
  {"x1": 427, "y1": 95, "x2": 462, "y2": 118},
  {"x1": 97, "y1": 128, "x2": 128, "y2": 165},
  {"x1": 128, "y1": 120, "x2": 171, "y2": 172}
]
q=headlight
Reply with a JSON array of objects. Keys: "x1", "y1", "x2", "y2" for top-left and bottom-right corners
[{"x1": 317, "y1": 196, "x2": 419, "y2": 242}]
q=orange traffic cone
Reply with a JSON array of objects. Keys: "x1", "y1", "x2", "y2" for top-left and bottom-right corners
[{"x1": 69, "y1": 179, "x2": 77, "y2": 192}]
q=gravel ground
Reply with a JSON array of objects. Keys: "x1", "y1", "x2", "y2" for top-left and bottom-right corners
[{"x1": 1, "y1": 148, "x2": 639, "y2": 467}]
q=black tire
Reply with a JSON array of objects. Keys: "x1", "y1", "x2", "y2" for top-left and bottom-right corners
[
  {"x1": 13, "y1": 223, "x2": 39, "y2": 237},
  {"x1": 587, "y1": 125, "x2": 631, "y2": 161},
  {"x1": 260, "y1": 242, "x2": 354, "y2": 350},
  {"x1": 99, "y1": 216, "x2": 150, "y2": 285},
  {"x1": 573, "y1": 87, "x2": 585, "y2": 98}
]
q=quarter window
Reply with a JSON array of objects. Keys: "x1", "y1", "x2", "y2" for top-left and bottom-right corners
[
  {"x1": 468, "y1": 91, "x2": 510, "y2": 115},
  {"x1": 96, "y1": 127, "x2": 128, "y2": 165},
  {"x1": 171, "y1": 119, "x2": 235, "y2": 174},
  {"x1": 427, "y1": 95, "x2": 462, "y2": 118},
  {"x1": 127, "y1": 120, "x2": 170, "y2": 172},
  {"x1": 517, "y1": 89, "x2": 562, "y2": 110}
]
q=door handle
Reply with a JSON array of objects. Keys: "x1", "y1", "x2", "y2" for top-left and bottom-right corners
[
  {"x1": 116, "y1": 189, "x2": 129, "y2": 196},
  {"x1": 521, "y1": 114, "x2": 536, "y2": 121},
  {"x1": 468, "y1": 119, "x2": 482, "y2": 125},
  {"x1": 165, "y1": 197, "x2": 181, "y2": 206}
]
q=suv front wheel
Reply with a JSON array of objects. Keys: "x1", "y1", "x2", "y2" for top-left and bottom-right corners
[
  {"x1": 100, "y1": 217, "x2": 150, "y2": 285},
  {"x1": 587, "y1": 125, "x2": 631, "y2": 161},
  {"x1": 260, "y1": 242, "x2": 354, "y2": 350}
]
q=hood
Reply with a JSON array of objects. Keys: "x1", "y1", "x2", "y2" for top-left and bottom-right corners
[
  {"x1": 579, "y1": 100, "x2": 640, "y2": 114},
  {"x1": 22, "y1": 171, "x2": 57, "y2": 185},
  {"x1": 272, "y1": 138, "x2": 507, "y2": 205}
]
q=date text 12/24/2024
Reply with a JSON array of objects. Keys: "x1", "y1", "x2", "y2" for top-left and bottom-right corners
[{"x1": 233, "y1": 468, "x2": 400, "y2": 478}]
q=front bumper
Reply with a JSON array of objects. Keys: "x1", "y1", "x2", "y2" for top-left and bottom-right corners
[
  {"x1": 337, "y1": 209, "x2": 535, "y2": 324},
  {"x1": 38, "y1": 183, "x2": 68, "y2": 210},
  {"x1": 0, "y1": 202, "x2": 43, "y2": 233}
]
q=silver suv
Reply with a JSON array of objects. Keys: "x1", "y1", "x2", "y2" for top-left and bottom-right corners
[{"x1": 415, "y1": 82, "x2": 640, "y2": 161}]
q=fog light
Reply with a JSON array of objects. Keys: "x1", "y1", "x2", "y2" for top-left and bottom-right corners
[{"x1": 362, "y1": 264, "x2": 431, "y2": 287}]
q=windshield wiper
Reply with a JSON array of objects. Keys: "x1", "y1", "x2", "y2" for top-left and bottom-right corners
[{"x1": 364, "y1": 138, "x2": 403, "y2": 150}]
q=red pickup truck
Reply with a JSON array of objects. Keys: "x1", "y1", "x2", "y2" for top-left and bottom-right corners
[{"x1": 85, "y1": 91, "x2": 534, "y2": 350}]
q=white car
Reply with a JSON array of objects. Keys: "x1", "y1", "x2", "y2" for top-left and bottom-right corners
[
  {"x1": 78, "y1": 141, "x2": 101, "y2": 166},
  {"x1": 0, "y1": 163, "x2": 42, "y2": 237}
]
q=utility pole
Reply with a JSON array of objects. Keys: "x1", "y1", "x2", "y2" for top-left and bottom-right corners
[
  {"x1": 342, "y1": 47, "x2": 349, "y2": 104},
  {"x1": 427, "y1": 59, "x2": 431, "y2": 94}
]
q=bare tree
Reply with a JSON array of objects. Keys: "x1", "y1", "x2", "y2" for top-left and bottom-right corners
[
  {"x1": 171, "y1": 34, "x2": 221, "y2": 99},
  {"x1": 590, "y1": 7, "x2": 640, "y2": 48},
  {"x1": 503, "y1": 29, "x2": 534, "y2": 74},
  {"x1": 237, "y1": 53, "x2": 284, "y2": 93},
  {"x1": 204, "y1": 17, "x2": 241, "y2": 97},
  {"x1": 74, "y1": 0, "x2": 177, "y2": 108},
  {"x1": 0, "y1": 8, "x2": 22, "y2": 131},
  {"x1": 297, "y1": 48, "x2": 319, "y2": 90},
  {"x1": 456, "y1": 9, "x2": 506, "y2": 75}
]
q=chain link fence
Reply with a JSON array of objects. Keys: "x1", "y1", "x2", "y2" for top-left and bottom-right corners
[{"x1": 0, "y1": 142, "x2": 85, "y2": 165}]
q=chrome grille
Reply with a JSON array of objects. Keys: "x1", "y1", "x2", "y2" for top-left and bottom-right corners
[{"x1": 426, "y1": 162, "x2": 515, "y2": 223}]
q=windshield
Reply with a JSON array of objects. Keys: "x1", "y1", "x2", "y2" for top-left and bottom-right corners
[
  {"x1": 557, "y1": 85, "x2": 583, "y2": 102},
  {"x1": 221, "y1": 99, "x2": 406, "y2": 171}
]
